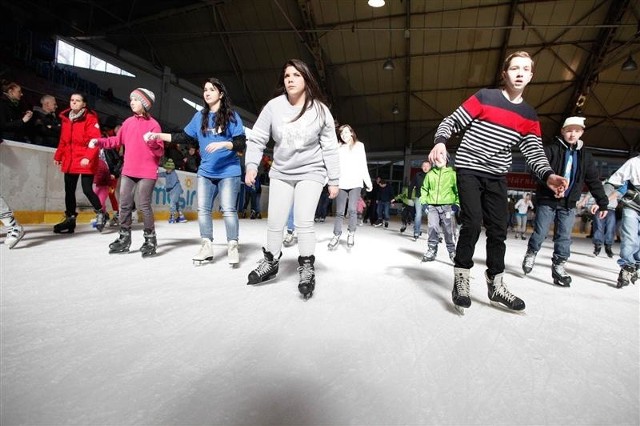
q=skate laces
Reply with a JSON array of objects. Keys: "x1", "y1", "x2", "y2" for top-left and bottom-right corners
[
  {"x1": 524, "y1": 252, "x2": 535, "y2": 268},
  {"x1": 454, "y1": 271, "x2": 470, "y2": 296},
  {"x1": 8, "y1": 225, "x2": 23, "y2": 238},
  {"x1": 298, "y1": 263, "x2": 314, "y2": 282},
  {"x1": 254, "y1": 258, "x2": 275, "y2": 277},
  {"x1": 493, "y1": 280, "x2": 516, "y2": 302}
]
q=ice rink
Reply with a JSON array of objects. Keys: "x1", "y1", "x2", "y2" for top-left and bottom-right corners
[{"x1": 1, "y1": 218, "x2": 638, "y2": 425}]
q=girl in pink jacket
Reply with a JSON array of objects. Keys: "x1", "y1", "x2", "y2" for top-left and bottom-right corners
[{"x1": 91, "y1": 88, "x2": 163, "y2": 257}]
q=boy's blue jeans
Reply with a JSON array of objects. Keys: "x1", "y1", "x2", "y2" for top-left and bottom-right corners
[
  {"x1": 527, "y1": 204, "x2": 576, "y2": 262},
  {"x1": 376, "y1": 201, "x2": 390, "y2": 221},
  {"x1": 197, "y1": 175, "x2": 240, "y2": 241},
  {"x1": 618, "y1": 207, "x2": 640, "y2": 268},
  {"x1": 592, "y1": 209, "x2": 616, "y2": 246}
]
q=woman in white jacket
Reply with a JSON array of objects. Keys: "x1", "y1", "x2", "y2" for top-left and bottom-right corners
[{"x1": 328, "y1": 124, "x2": 372, "y2": 249}]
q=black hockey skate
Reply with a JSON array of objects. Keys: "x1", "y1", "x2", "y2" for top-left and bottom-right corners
[
  {"x1": 617, "y1": 265, "x2": 636, "y2": 288},
  {"x1": 298, "y1": 255, "x2": 316, "y2": 300},
  {"x1": 109, "y1": 228, "x2": 131, "y2": 253},
  {"x1": 247, "y1": 248, "x2": 281, "y2": 285},
  {"x1": 551, "y1": 260, "x2": 571, "y2": 287},
  {"x1": 95, "y1": 209, "x2": 107, "y2": 232},
  {"x1": 140, "y1": 229, "x2": 157, "y2": 257},
  {"x1": 486, "y1": 272, "x2": 525, "y2": 312},
  {"x1": 452, "y1": 267, "x2": 471, "y2": 315},
  {"x1": 53, "y1": 215, "x2": 76, "y2": 234}
]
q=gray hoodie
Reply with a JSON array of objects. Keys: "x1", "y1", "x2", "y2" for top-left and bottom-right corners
[{"x1": 245, "y1": 94, "x2": 340, "y2": 186}]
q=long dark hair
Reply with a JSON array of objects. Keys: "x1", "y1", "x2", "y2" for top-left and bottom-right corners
[
  {"x1": 200, "y1": 77, "x2": 236, "y2": 137},
  {"x1": 273, "y1": 59, "x2": 327, "y2": 123},
  {"x1": 337, "y1": 124, "x2": 358, "y2": 146}
]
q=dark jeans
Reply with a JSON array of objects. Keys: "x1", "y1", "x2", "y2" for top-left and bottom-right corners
[
  {"x1": 455, "y1": 173, "x2": 508, "y2": 276},
  {"x1": 64, "y1": 173, "x2": 102, "y2": 216},
  {"x1": 527, "y1": 204, "x2": 576, "y2": 262},
  {"x1": 593, "y1": 209, "x2": 616, "y2": 246}
]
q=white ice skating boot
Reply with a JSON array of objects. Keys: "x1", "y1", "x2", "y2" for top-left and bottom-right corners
[
  {"x1": 486, "y1": 272, "x2": 525, "y2": 312},
  {"x1": 422, "y1": 245, "x2": 437, "y2": 262},
  {"x1": 283, "y1": 230, "x2": 295, "y2": 247},
  {"x1": 452, "y1": 267, "x2": 471, "y2": 314},
  {"x1": 228, "y1": 240, "x2": 239, "y2": 266},
  {"x1": 347, "y1": 231, "x2": 355, "y2": 248},
  {"x1": 522, "y1": 249, "x2": 536, "y2": 275},
  {"x1": 328, "y1": 233, "x2": 340, "y2": 250},
  {"x1": 5, "y1": 224, "x2": 24, "y2": 249},
  {"x1": 193, "y1": 238, "x2": 214, "y2": 265}
]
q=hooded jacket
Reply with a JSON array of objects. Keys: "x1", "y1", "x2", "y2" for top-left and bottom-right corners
[
  {"x1": 535, "y1": 136, "x2": 608, "y2": 211},
  {"x1": 54, "y1": 108, "x2": 101, "y2": 174},
  {"x1": 420, "y1": 166, "x2": 459, "y2": 206}
]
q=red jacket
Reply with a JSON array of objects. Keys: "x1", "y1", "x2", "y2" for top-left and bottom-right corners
[{"x1": 54, "y1": 108, "x2": 101, "y2": 174}]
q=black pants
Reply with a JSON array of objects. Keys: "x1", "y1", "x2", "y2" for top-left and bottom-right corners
[
  {"x1": 455, "y1": 173, "x2": 508, "y2": 276},
  {"x1": 64, "y1": 173, "x2": 102, "y2": 216}
]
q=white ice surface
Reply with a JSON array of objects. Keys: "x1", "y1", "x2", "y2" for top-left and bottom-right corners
[{"x1": 1, "y1": 219, "x2": 638, "y2": 425}]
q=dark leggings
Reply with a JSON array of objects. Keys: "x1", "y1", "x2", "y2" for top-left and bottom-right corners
[{"x1": 64, "y1": 173, "x2": 102, "y2": 216}]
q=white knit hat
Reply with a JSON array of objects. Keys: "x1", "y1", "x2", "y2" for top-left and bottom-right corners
[
  {"x1": 562, "y1": 116, "x2": 586, "y2": 129},
  {"x1": 130, "y1": 88, "x2": 155, "y2": 111}
]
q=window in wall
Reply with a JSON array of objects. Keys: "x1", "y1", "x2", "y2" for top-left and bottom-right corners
[{"x1": 56, "y1": 39, "x2": 136, "y2": 77}]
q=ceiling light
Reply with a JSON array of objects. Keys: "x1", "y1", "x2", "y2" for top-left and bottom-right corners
[
  {"x1": 383, "y1": 58, "x2": 395, "y2": 70},
  {"x1": 392, "y1": 104, "x2": 400, "y2": 114},
  {"x1": 621, "y1": 55, "x2": 637, "y2": 71},
  {"x1": 368, "y1": 0, "x2": 385, "y2": 7}
]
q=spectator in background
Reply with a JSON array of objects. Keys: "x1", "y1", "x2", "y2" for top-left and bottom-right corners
[
  {"x1": 513, "y1": 193, "x2": 534, "y2": 240},
  {"x1": 30, "y1": 94, "x2": 61, "y2": 147},
  {"x1": 52, "y1": 92, "x2": 104, "y2": 234},
  {"x1": 373, "y1": 178, "x2": 394, "y2": 228},
  {"x1": 184, "y1": 145, "x2": 200, "y2": 173},
  {"x1": 0, "y1": 80, "x2": 33, "y2": 142}
]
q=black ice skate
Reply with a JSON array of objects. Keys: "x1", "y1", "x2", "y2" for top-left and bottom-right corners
[
  {"x1": 109, "y1": 228, "x2": 131, "y2": 253},
  {"x1": 486, "y1": 272, "x2": 525, "y2": 312},
  {"x1": 247, "y1": 248, "x2": 281, "y2": 285},
  {"x1": 95, "y1": 209, "x2": 107, "y2": 232},
  {"x1": 452, "y1": 267, "x2": 471, "y2": 315},
  {"x1": 298, "y1": 255, "x2": 316, "y2": 300},
  {"x1": 551, "y1": 260, "x2": 571, "y2": 287},
  {"x1": 617, "y1": 265, "x2": 637, "y2": 288},
  {"x1": 522, "y1": 249, "x2": 536, "y2": 275},
  {"x1": 53, "y1": 214, "x2": 76, "y2": 234},
  {"x1": 593, "y1": 244, "x2": 601, "y2": 256},
  {"x1": 605, "y1": 245, "x2": 614, "y2": 258},
  {"x1": 140, "y1": 229, "x2": 157, "y2": 257},
  {"x1": 327, "y1": 233, "x2": 340, "y2": 250}
]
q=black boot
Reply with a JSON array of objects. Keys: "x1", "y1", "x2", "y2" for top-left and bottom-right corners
[
  {"x1": 593, "y1": 244, "x2": 601, "y2": 256},
  {"x1": 298, "y1": 255, "x2": 316, "y2": 299},
  {"x1": 552, "y1": 260, "x2": 572, "y2": 287},
  {"x1": 109, "y1": 228, "x2": 131, "y2": 253},
  {"x1": 140, "y1": 229, "x2": 157, "y2": 257},
  {"x1": 247, "y1": 248, "x2": 281, "y2": 284},
  {"x1": 605, "y1": 245, "x2": 614, "y2": 258},
  {"x1": 53, "y1": 214, "x2": 76, "y2": 234}
]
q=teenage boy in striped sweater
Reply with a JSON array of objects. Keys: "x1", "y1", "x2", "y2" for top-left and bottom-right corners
[{"x1": 428, "y1": 51, "x2": 568, "y2": 314}]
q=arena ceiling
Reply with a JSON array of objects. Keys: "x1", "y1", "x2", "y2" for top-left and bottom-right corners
[{"x1": 6, "y1": 0, "x2": 640, "y2": 158}]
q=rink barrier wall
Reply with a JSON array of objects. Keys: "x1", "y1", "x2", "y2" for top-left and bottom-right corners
[{"x1": 0, "y1": 140, "x2": 269, "y2": 224}]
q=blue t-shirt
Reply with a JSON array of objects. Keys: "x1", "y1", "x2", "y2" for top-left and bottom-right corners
[{"x1": 184, "y1": 110, "x2": 244, "y2": 178}]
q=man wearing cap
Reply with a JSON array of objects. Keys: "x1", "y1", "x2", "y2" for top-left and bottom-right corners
[{"x1": 522, "y1": 116, "x2": 609, "y2": 286}]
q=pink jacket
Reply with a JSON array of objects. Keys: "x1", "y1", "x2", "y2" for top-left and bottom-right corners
[{"x1": 97, "y1": 115, "x2": 163, "y2": 179}]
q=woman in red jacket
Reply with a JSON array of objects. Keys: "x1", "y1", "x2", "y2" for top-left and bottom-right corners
[{"x1": 52, "y1": 92, "x2": 104, "y2": 233}]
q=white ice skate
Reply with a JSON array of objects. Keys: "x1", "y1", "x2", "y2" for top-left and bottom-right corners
[
  {"x1": 193, "y1": 238, "x2": 214, "y2": 266},
  {"x1": 228, "y1": 240, "x2": 239, "y2": 266}
]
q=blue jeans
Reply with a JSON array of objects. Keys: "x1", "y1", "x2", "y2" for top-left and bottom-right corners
[
  {"x1": 197, "y1": 175, "x2": 240, "y2": 241},
  {"x1": 618, "y1": 207, "x2": 640, "y2": 268},
  {"x1": 592, "y1": 209, "x2": 616, "y2": 246},
  {"x1": 376, "y1": 201, "x2": 390, "y2": 222},
  {"x1": 527, "y1": 204, "x2": 576, "y2": 262},
  {"x1": 287, "y1": 205, "x2": 294, "y2": 232},
  {"x1": 167, "y1": 187, "x2": 183, "y2": 215}
]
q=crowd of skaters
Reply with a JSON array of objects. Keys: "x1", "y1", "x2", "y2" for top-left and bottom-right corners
[{"x1": 2, "y1": 51, "x2": 639, "y2": 307}]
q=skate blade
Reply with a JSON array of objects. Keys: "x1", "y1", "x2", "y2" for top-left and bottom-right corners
[
  {"x1": 193, "y1": 257, "x2": 213, "y2": 266},
  {"x1": 489, "y1": 301, "x2": 527, "y2": 315},
  {"x1": 454, "y1": 305, "x2": 465, "y2": 315},
  {"x1": 301, "y1": 291, "x2": 313, "y2": 300},
  {"x1": 247, "y1": 275, "x2": 277, "y2": 286},
  {"x1": 109, "y1": 249, "x2": 130, "y2": 254}
]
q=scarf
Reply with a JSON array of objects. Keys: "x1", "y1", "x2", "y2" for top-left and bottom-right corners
[{"x1": 68, "y1": 108, "x2": 86, "y2": 121}]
